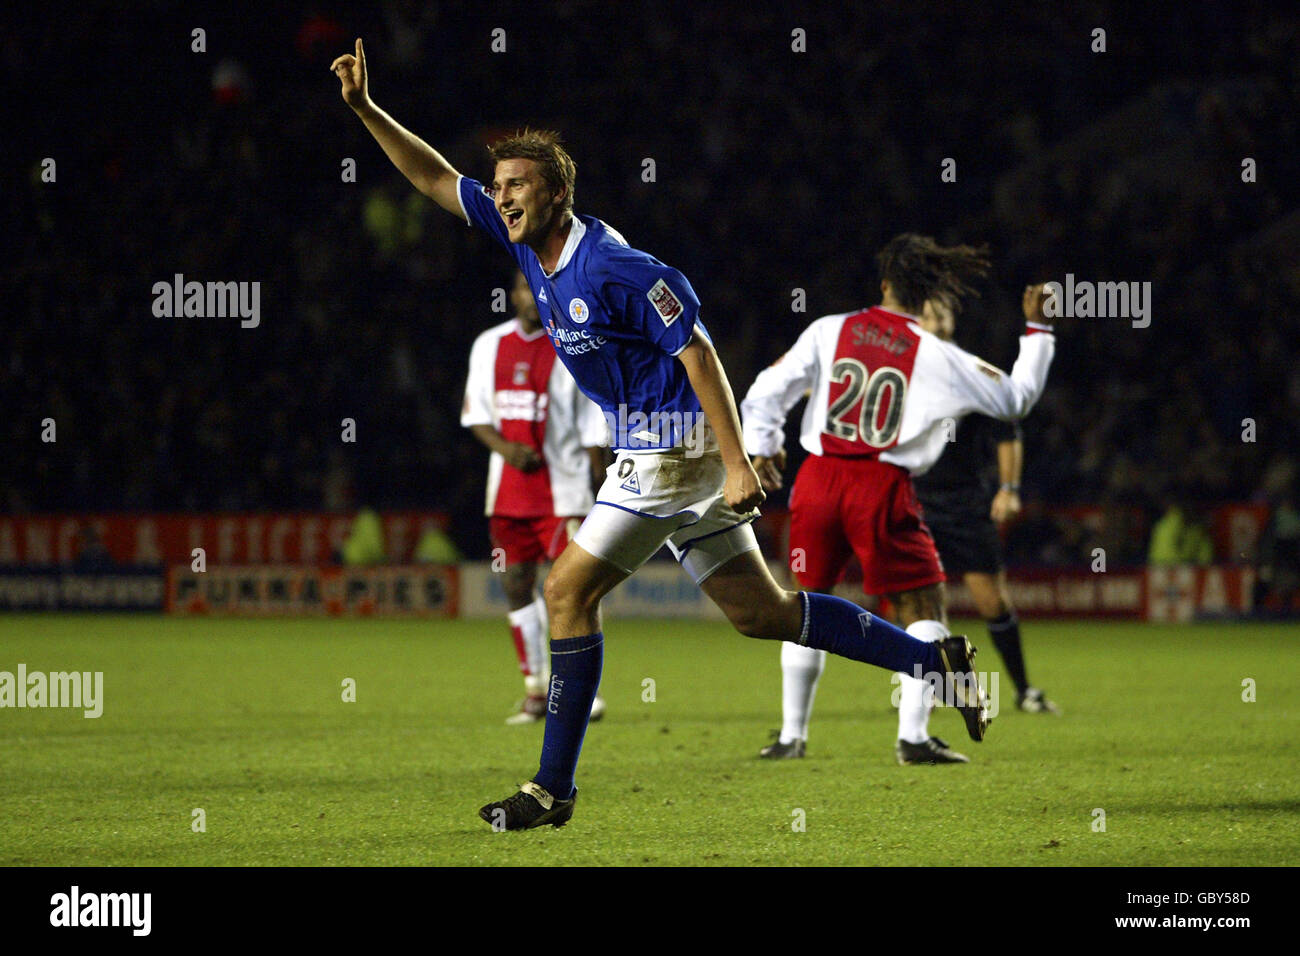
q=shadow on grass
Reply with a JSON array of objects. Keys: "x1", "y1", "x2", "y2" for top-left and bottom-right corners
[{"x1": 1107, "y1": 798, "x2": 1300, "y2": 814}]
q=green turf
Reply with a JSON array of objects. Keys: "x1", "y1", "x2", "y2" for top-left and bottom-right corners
[{"x1": 0, "y1": 614, "x2": 1296, "y2": 866}]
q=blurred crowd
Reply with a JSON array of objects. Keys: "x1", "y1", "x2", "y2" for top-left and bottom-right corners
[{"x1": 5, "y1": 1, "x2": 1298, "y2": 566}]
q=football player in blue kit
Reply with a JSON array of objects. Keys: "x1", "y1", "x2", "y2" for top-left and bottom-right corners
[{"x1": 332, "y1": 39, "x2": 989, "y2": 829}]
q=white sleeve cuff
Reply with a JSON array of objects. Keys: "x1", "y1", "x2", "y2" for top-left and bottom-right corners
[{"x1": 455, "y1": 174, "x2": 471, "y2": 227}]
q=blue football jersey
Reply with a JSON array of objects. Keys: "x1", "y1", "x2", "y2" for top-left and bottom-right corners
[{"x1": 457, "y1": 176, "x2": 709, "y2": 450}]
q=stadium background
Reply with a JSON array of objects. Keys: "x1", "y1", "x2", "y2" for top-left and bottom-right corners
[
  {"x1": 3, "y1": 0, "x2": 1299, "y2": 611},
  {"x1": 4, "y1": 0, "x2": 1300, "y2": 878}
]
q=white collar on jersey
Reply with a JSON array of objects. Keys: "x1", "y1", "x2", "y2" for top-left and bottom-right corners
[
  {"x1": 541, "y1": 215, "x2": 587, "y2": 278},
  {"x1": 875, "y1": 305, "x2": 922, "y2": 321},
  {"x1": 513, "y1": 318, "x2": 547, "y2": 341}
]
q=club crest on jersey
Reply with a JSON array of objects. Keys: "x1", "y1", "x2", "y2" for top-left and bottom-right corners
[
  {"x1": 512, "y1": 361, "x2": 530, "y2": 386},
  {"x1": 647, "y1": 279, "x2": 684, "y2": 327},
  {"x1": 569, "y1": 298, "x2": 590, "y2": 324},
  {"x1": 617, "y1": 458, "x2": 641, "y2": 494}
]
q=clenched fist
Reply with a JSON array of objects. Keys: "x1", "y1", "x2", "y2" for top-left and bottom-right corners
[
  {"x1": 752, "y1": 448, "x2": 788, "y2": 492},
  {"x1": 724, "y1": 461, "x2": 766, "y2": 514},
  {"x1": 1022, "y1": 282, "x2": 1057, "y2": 328},
  {"x1": 990, "y1": 486, "x2": 1022, "y2": 524},
  {"x1": 503, "y1": 442, "x2": 544, "y2": 473}
]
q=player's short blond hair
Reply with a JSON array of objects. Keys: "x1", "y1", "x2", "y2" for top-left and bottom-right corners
[{"x1": 488, "y1": 129, "x2": 576, "y2": 213}]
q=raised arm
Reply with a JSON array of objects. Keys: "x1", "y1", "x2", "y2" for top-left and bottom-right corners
[
  {"x1": 677, "y1": 333, "x2": 765, "y2": 514},
  {"x1": 938, "y1": 284, "x2": 1056, "y2": 422},
  {"x1": 331, "y1": 38, "x2": 464, "y2": 219}
]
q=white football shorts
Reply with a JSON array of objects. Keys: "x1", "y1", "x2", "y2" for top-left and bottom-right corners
[{"x1": 572, "y1": 446, "x2": 760, "y2": 584}]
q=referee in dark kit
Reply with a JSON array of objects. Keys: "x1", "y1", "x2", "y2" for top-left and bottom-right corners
[{"x1": 915, "y1": 296, "x2": 1060, "y2": 715}]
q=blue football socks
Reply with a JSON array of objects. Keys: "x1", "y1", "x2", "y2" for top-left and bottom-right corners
[
  {"x1": 799, "y1": 592, "x2": 942, "y2": 674},
  {"x1": 533, "y1": 632, "x2": 604, "y2": 801}
]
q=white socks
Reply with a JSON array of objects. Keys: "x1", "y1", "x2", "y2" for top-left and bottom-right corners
[
  {"x1": 896, "y1": 619, "x2": 950, "y2": 744},
  {"x1": 508, "y1": 600, "x2": 549, "y2": 697},
  {"x1": 779, "y1": 641, "x2": 827, "y2": 744},
  {"x1": 532, "y1": 594, "x2": 551, "y2": 690},
  {"x1": 780, "y1": 620, "x2": 951, "y2": 746}
]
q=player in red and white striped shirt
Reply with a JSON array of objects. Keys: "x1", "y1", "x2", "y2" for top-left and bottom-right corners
[
  {"x1": 462, "y1": 271, "x2": 609, "y2": 723},
  {"x1": 741, "y1": 235, "x2": 1057, "y2": 763}
]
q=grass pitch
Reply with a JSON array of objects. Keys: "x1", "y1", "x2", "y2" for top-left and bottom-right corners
[{"x1": 1, "y1": 614, "x2": 1297, "y2": 866}]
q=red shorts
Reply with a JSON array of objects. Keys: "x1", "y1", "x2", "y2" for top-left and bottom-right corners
[
  {"x1": 787, "y1": 454, "x2": 944, "y2": 596},
  {"x1": 489, "y1": 515, "x2": 582, "y2": 566}
]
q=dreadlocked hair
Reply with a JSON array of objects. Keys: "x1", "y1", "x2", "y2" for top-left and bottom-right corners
[{"x1": 875, "y1": 233, "x2": 990, "y2": 314}]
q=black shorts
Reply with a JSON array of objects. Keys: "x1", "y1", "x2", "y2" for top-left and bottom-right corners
[{"x1": 916, "y1": 490, "x2": 1004, "y2": 578}]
